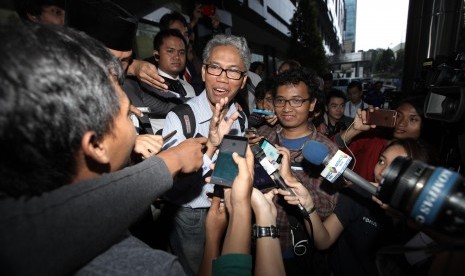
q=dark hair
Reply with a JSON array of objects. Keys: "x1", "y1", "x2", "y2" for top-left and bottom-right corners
[
  {"x1": 272, "y1": 69, "x2": 316, "y2": 100},
  {"x1": 15, "y1": 0, "x2": 65, "y2": 22},
  {"x1": 384, "y1": 139, "x2": 437, "y2": 165},
  {"x1": 0, "y1": 24, "x2": 122, "y2": 197},
  {"x1": 254, "y1": 78, "x2": 273, "y2": 100},
  {"x1": 159, "y1": 11, "x2": 188, "y2": 30},
  {"x1": 250, "y1": 61, "x2": 264, "y2": 72},
  {"x1": 347, "y1": 81, "x2": 362, "y2": 92},
  {"x1": 395, "y1": 95, "x2": 426, "y2": 118},
  {"x1": 325, "y1": 89, "x2": 346, "y2": 105},
  {"x1": 153, "y1": 29, "x2": 187, "y2": 51},
  {"x1": 277, "y1": 59, "x2": 301, "y2": 72}
]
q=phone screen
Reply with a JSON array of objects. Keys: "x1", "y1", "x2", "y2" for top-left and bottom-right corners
[
  {"x1": 259, "y1": 138, "x2": 282, "y2": 174},
  {"x1": 211, "y1": 135, "x2": 248, "y2": 187}
]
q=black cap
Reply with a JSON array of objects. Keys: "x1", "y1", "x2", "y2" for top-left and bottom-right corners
[{"x1": 66, "y1": 0, "x2": 138, "y2": 51}]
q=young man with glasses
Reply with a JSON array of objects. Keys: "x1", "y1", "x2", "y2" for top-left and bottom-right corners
[
  {"x1": 256, "y1": 69, "x2": 339, "y2": 276},
  {"x1": 161, "y1": 34, "x2": 250, "y2": 276}
]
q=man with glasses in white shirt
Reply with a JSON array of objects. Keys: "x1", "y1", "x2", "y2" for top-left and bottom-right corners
[{"x1": 161, "y1": 34, "x2": 250, "y2": 276}]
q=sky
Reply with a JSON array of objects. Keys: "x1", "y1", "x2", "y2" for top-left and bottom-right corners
[{"x1": 355, "y1": 0, "x2": 410, "y2": 51}]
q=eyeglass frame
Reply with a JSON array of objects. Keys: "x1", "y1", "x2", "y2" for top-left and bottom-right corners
[
  {"x1": 203, "y1": 63, "x2": 247, "y2": 80},
  {"x1": 273, "y1": 97, "x2": 312, "y2": 108}
]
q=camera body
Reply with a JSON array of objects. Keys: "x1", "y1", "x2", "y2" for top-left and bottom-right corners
[
  {"x1": 379, "y1": 157, "x2": 465, "y2": 236},
  {"x1": 424, "y1": 53, "x2": 465, "y2": 122}
]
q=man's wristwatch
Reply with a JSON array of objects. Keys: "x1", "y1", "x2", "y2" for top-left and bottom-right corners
[{"x1": 252, "y1": 225, "x2": 280, "y2": 239}]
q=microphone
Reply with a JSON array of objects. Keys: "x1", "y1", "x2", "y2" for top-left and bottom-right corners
[
  {"x1": 251, "y1": 145, "x2": 310, "y2": 217},
  {"x1": 302, "y1": 141, "x2": 378, "y2": 195}
]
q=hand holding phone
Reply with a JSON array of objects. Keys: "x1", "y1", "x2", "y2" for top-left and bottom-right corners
[
  {"x1": 211, "y1": 135, "x2": 248, "y2": 187},
  {"x1": 365, "y1": 109, "x2": 397, "y2": 128}
]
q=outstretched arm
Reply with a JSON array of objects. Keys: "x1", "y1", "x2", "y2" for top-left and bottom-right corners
[
  {"x1": 251, "y1": 188, "x2": 285, "y2": 276},
  {"x1": 126, "y1": 59, "x2": 168, "y2": 91}
]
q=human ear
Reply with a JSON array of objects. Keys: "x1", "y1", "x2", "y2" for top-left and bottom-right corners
[
  {"x1": 309, "y1": 98, "x2": 317, "y2": 112},
  {"x1": 153, "y1": 50, "x2": 160, "y2": 61},
  {"x1": 240, "y1": 75, "x2": 248, "y2": 89},
  {"x1": 201, "y1": 64, "x2": 206, "y2": 82},
  {"x1": 81, "y1": 131, "x2": 110, "y2": 164}
]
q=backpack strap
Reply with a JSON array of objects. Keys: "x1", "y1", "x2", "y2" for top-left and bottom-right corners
[
  {"x1": 171, "y1": 104, "x2": 196, "y2": 139},
  {"x1": 237, "y1": 109, "x2": 246, "y2": 133},
  {"x1": 171, "y1": 102, "x2": 245, "y2": 138}
]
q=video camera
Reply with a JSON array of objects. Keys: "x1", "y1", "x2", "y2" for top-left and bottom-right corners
[
  {"x1": 424, "y1": 52, "x2": 465, "y2": 122},
  {"x1": 378, "y1": 156, "x2": 465, "y2": 237}
]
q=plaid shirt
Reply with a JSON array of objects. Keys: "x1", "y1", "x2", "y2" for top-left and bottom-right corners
[{"x1": 257, "y1": 121, "x2": 340, "y2": 251}]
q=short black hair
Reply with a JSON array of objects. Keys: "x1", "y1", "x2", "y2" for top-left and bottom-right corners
[
  {"x1": 153, "y1": 29, "x2": 187, "y2": 51},
  {"x1": 159, "y1": 11, "x2": 188, "y2": 30},
  {"x1": 15, "y1": 0, "x2": 65, "y2": 22},
  {"x1": 272, "y1": 69, "x2": 316, "y2": 100},
  {"x1": 347, "y1": 81, "x2": 362, "y2": 91},
  {"x1": 254, "y1": 78, "x2": 273, "y2": 100},
  {"x1": 277, "y1": 59, "x2": 301, "y2": 72},
  {"x1": 0, "y1": 24, "x2": 122, "y2": 197},
  {"x1": 250, "y1": 61, "x2": 264, "y2": 72},
  {"x1": 326, "y1": 89, "x2": 346, "y2": 105}
]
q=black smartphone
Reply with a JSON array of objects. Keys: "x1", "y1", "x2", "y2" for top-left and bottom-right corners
[
  {"x1": 210, "y1": 135, "x2": 248, "y2": 187},
  {"x1": 365, "y1": 109, "x2": 397, "y2": 128}
]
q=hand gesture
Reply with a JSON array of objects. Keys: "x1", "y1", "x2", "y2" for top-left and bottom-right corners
[{"x1": 208, "y1": 97, "x2": 239, "y2": 147}]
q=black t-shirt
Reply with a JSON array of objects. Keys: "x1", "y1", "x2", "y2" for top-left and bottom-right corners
[{"x1": 330, "y1": 186, "x2": 395, "y2": 276}]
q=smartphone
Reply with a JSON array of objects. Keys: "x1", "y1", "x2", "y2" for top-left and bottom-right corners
[
  {"x1": 259, "y1": 138, "x2": 282, "y2": 173},
  {"x1": 244, "y1": 127, "x2": 257, "y2": 136},
  {"x1": 365, "y1": 109, "x2": 397, "y2": 128},
  {"x1": 252, "y1": 108, "x2": 274, "y2": 116},
  {"x1": 253, "y1": 158, "x2": 276, "y2": 191},
  {"x1": 210, "y1": 135, "x2": 248, "y2": 187}
]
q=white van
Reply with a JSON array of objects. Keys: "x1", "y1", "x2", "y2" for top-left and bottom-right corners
[
  {"x1": 332, "y1": 78, "x2": 361, "y2": 94},
  {"x1": 333, "y1": 78, "x2": 372, "y2": 94}
]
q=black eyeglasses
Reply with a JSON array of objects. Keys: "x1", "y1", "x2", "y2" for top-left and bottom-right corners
[
  {"x1": 204, "y1": 64, "x2": 246, "y2": 80},
  {"x1": 273, "y1": 97, "x2": 311, "y2": 107}
]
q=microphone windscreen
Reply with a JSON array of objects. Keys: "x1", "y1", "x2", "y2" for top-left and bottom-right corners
[{"x1": 302, "y1": 141, "x2": 329, "y2": 165}]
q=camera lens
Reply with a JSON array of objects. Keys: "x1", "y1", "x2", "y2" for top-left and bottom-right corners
[{"x1": 379, "y1": 157, "x2": 465, "y2": 236}]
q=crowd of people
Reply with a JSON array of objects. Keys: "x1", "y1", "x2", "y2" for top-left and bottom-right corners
[{"x1": 1, "y1": 0, "x2": 463, "y2": 276}]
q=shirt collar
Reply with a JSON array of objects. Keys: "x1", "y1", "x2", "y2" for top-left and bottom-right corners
[
  {"x1": 194, "y1": 91, "x2": 242, "y2": 125},
  {"x1": 158, "y1": 69, "x2": 179, "y2": 81}
]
